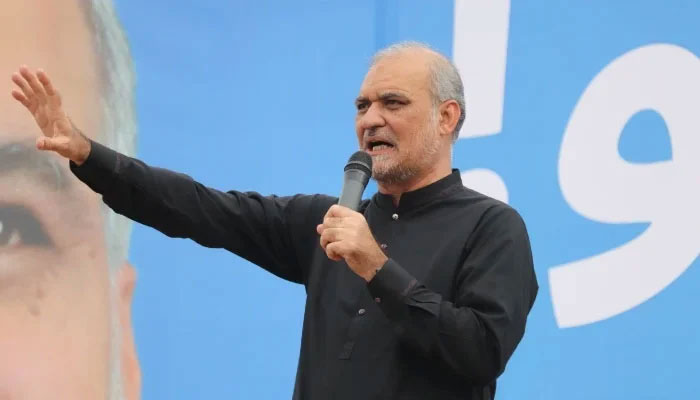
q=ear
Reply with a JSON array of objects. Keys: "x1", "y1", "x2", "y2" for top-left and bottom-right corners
[
  {"x1": 438, "y1": 99, "x2": 461, "y2": 140},
  {"x1": 117, "y1": 262, "x2": 141, "y2": 400}
]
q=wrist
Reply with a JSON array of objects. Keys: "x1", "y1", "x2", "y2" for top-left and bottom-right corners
[
  {"x1": 73, "y1": 127, "x2": 92, "y2": 166},
  {"x1": 362, "y1": 256, "x2": 387, "y2": 282}
]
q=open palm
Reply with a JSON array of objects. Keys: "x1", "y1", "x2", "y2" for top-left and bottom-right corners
[{"x1": 11, "y1": 66, "x2": 90, "y2": 164}]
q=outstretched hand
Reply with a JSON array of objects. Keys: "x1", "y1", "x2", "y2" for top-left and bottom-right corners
[{"x1": 11, "y1": 66, "x2": 91, "y2": 165}]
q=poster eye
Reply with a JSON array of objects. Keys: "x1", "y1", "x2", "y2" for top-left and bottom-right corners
[{"x1": 0, "y1": 205, "x2": 53, "y2": 249}]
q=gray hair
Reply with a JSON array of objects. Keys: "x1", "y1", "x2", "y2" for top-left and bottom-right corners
[
  {"x1": 79, "y1": 3, "x2": 136, "y2": 397},
  {"x1": 371, "y1": 41, "x2": 466, "y2": 142},
  {"x1": 80, "y1": 0, "x2": 138, "y2": 272}
]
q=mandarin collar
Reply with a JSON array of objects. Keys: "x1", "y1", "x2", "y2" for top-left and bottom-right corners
[{"x1": 372, "y1": 169, "x2": 462, "y2": 213}]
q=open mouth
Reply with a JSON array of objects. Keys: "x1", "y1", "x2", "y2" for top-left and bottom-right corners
[{"x1": 366, "y1": 140, "x2": 396, "y2": 154}]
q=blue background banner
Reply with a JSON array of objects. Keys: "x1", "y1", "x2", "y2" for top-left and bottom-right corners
[{"x1": 112, "y1": 1, "x2": 699, "y2": 398}]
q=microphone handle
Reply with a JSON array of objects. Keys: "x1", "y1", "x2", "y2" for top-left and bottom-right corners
[{"x1": 338, "y1": 169, "x2": 370, "y2": 211}]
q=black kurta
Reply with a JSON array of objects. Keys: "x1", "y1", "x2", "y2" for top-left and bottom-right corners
[{"x1": 71, "y1": 141, "x2": 538, "y2": 399}]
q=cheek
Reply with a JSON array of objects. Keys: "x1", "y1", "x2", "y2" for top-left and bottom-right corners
[
  {"x1": 0, "y1": 245, "x2": 112, "y2": 399},
  {"x1": 387, "y1": 119, "x2": 420, "y2": 154},
  {"x1": 355, "y1": 121, "x2": 364, "y2": 146}
]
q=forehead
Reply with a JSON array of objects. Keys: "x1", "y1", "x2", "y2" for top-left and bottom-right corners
[
  {"x1": 359, "y1": 53, "x2": 432, "y2": 98},
  {"x1": 0, "y1": 1, "x2": 106, "y2": 236},
  {"x1": 0, "y1": 0, "x2": 101, "y2": 143}
]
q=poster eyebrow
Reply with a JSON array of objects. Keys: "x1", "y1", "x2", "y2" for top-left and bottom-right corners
[{"x1": 0, "y1": 140, "x2": 70, "y2": 191}]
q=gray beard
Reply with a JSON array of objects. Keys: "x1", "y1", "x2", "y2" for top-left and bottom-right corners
[
  {"x1": 372, "y1": 125, "x2": 441, "y2": 186},
  {"x1": 372, "y1": 157, "x2": 420, "y2": 185}
]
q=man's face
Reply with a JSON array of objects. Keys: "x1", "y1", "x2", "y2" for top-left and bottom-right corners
[
  {"x1": 354, "y1": 52, "x2": 441, "y2": 184},
  {"x1": 0, "y1": 1, "x2": 137, "y2": 398}
]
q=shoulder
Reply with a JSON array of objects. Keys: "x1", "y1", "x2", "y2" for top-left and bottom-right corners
[{"x1": 456, "y1": 186, "x2": 527, "y2": 234}]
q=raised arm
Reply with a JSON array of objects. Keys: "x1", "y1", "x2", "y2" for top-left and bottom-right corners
[{"x1": 11, "y1": 67, "x2": 327, "y2": 284}]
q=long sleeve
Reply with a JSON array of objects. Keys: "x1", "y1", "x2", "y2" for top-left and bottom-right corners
[
  {"x1": 70, "y1": 140, "x2": 327, "y2": 284},
  {"x1": 366, "y1": 204, "x2": 538, "y2": 384}
]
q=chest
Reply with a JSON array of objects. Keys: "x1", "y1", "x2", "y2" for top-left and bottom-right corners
[{"x1": 304, "y1": 209, "x2": 471, "y2": 340}]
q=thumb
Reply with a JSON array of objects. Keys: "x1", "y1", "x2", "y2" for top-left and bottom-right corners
[{"x1": 36, "y1": 136, "x2": 69, "y2": 154}]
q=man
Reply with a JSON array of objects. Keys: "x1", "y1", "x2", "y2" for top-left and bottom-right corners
[
  {"x1": 13, "y1": 41, "x2": 537, "y2": 399},
  {"x1": 3, "y1": 1, "x2": 140, "y2": 399}
]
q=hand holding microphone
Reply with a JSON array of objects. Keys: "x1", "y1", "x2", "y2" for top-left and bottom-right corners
[{"x1": 316, "y1": 151, "x2": 387, "y2": 281}]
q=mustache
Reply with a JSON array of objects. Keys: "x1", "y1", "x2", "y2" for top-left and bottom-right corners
[{"x1": 363, "y1": 128, "x2": 397, "y2": 143}]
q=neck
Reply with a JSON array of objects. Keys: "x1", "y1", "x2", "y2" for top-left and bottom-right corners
[{"x1": 377, "y1": 163, "x2": 452, "y2": 207}]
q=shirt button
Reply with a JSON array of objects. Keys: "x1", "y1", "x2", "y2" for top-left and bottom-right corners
[
  {"x1": 380, "y1": 243, "x2": 388, "y2": 250},
  {"x1": 374, "y1": 297, "x2": 381, "y2": 303},
  {"x1": 392, "y1": 213, "x2": 399, "y2": 220},
  {"x1": 358, "y1": 308, "x2": 366, "y2": 315}
]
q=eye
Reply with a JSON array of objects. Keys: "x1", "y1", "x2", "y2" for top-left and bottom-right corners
[
  {"x1": 356, "y1": 102, "x2": 369, "y2": 113},
  {"x1": 384, "y1": 99, "x2": 404, "y2": 109},
  {"x1": 0, "y1": 205, "x2": 53, "y2": 249}
]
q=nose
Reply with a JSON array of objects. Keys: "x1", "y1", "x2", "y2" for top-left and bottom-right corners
[{"x1": 356, "y1": 102, "x2": 386, "y2": 132}]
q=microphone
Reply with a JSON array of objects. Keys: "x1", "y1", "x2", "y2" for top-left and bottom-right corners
[{"x1": 338, "y1": 151, "x2": 373, "y2": 211}]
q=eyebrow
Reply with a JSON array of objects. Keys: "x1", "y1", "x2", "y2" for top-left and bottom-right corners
[
  {"x1": 378, "y1": 92, "x2": 408, "y2": 101},
  {"x1": 354, "y1": 96, "x2": 369, "y2": 107},
  {"x1": 0, "y1": 141, "x2": 71, "y2": 191},
  {"x1": 355, "y1": 92, "x2": 409, "y2": 106}
]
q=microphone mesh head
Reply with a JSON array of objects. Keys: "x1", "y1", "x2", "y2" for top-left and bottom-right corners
[{"x1": 344, "y1": 151, "x2": 372, "y2": 175}]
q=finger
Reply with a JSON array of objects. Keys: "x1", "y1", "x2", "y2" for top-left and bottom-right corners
[
  {"x1": 36, "y1": 69, "x2": 56, "y2": 96},
  {"x1": 325, "y1": 242, "x2": 344, "y2": 262},
  {"x1": 20, "y1": 67, "x2": 46, "y2": 102},
  {"x1": 320, "y1": 227, "x2": 344, "y2": 250},
  {"x1": 11, "y1": 90, "x2": 31, "y2": 108},
  {"x1": 333, "y1": 205, "x2": 363, "y2": 220},
  {"x1": 322, "y1": 216, "x2": 345, "y2": 228},
  {"x1": 321, "y1": 207, "x2": 333, "y2": 222},
  {"x1": 12, "y1": 72, "x2": 34, "y2": 100},
  {"x1": 320, "y1": 229, "x2": 332, "y2": 250},
  {"x1": 316, "y1": 224, "x2": 324, "y2": 235},
  {"x1": 327, "y1": 204, "x2": 354, "y2": 218},
  {"x1": 37, "y1": 70, "x2": 64, "y2": 110}
]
